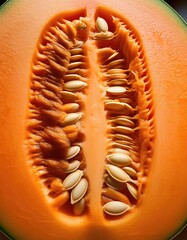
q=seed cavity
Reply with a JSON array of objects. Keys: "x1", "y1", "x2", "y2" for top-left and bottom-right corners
[{"x1": 27, "y1": 11, "x2": 154, "y2": 219}]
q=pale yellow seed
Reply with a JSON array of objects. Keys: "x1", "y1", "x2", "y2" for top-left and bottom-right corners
[
  {"x1": 64, "y1": 160, "x2": 80, "y2": 173},
  {"x1": 123, "y1": 167, "x2": 137, "y2": 178},
  {"x1": 123, "y1": 103, "x2": 134, "y2": 113},
  {"x1": 63, "y1": 170, "x2": 83, "y2": 190},
  {"x1": 61, "y1": 91, "x2": 77, "y2": 102},
  {"x1": 103, "y1": 201, "x2": 130, "y2": 216},
  {"x1": 106, "y1": 86, "x2": 126, "y2": 95},
  {"x1": 63, "y1": 112, "x2": 82, "y2": 126},
  {"x1": 105, "y1": 73, "x2": 127, "y2": 80},
  {"x1": 109, "y1": 79, "x2": 128, "y2": 86},
  {"x1": 93, "y1": 31, "x2": 114, "y2": 40},
  {"x1": 73, "y1": 20, "x2": 87, "y2": 30},
  {"x1": 105, "y1": 101, "x2": 126, "y2": 111},
  {"x1": 107, "y1": 153, "x2": 132, "y2": 166},
  {"x1": 68, "y1": 62, "x2": 82, "y2": 69},
  {"x1": 96, "y1": 17, "x2": 108, "y2": 32},
  {"x1": 70, "y1": 54, "x2": 83, "y2": 62},
  {"x1": 107, "y1": 69, "x2": 125, "y2": 74},
  {"x1": 64, "y1": 81, "x2": 87, "y2": 92},
  {"x1": 64, "y1": 74, "x2": 82, "y2": 81},
  {"x1": 114, "y1": 117, "x2": 135, "y2": 128},
  {"x1": 61, "y1": 103, "x2": 79, "y2": 113},
  {"x1": 107, "y1": 103, "x2": 134, "y2": 115},
  {"x1": 106, "y1": 164, "x2": 131, "y2": 183},
  {"x1": 106, "y1": 52, "x2": 119, "y2": 62},
  {"x1": 119, "y1": 98, "x2": 133, "y2": 104},
  {"x1": 70, "y1": 48, "x2": 83, "y2": 55},
  {"x1": 73, "y1": 198, "x2": 85, "y2": 216},
  {"x1": 106, "y1": 59, "x2": 124, "y2": 68},
  {"x1": 112, "y1": 148, "x2": 131, "y2": 155},
  {"x1": 126, "y1": 182, "x2": 138, "y2": 199},
  {"x1": 116, "y1": 140, "x2": 132, "y2": 146},
  {"x1": 112, "y1": 142, "x2": 132, "y2": 150},
  {"x1": 114, "y1": 134, "x2": 134, "y2": 142},
  {"x1": 66, "y1": 146, "x2": 80, "y2": 160},
  {"x1": 114, "y1": 126, "x2": 134, "y2": 135},
  {"x1": 71, "y1": 178, "x2": 88, "y2": 204},
  {"x1": 74, "y1": 40, "x2": 84, "y2": 47}
]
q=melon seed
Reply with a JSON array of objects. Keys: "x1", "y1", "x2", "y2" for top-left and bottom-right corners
[
  {"x1": 105, "y1": 176, "x2": 126, "y2": 191},
  {"x1": 93, "y1": 31, "x2": 114, "y2": 40},
  {"x1": 103, "y1": 201, "x2": 130, "y2": 216},
  {"x1": 105, "y1": 101, "x2": 126, "y2": 111},
  {"x1": 106, "y1": 164, "x2": 131, "y2": 183},
  {"x1": 96, "y1": 17, "x2": 109, "y2": 32},
  {"x1": 64, "y1": 160, "x2": 81, "y2": 173},
  {"x1": 114, "y1": 117, "x2": 135, "y2": 127},
  {"x1": 63, "y1": 170, "x2": 83, "y2": 190},
  {"x1": 64, "y1": 80, "x2": 87, "y2": 92},
  {"x1": 106, "y1": 153, "x2": 132, "y2": 166},
  {"x1": 61, "y1": 91, "x2": 77, "y2": 102},
  {"x1": 61, "y1": 103, "x2": 79, "y2": 113},
  {"x1": 106, "y1": 86, "x2": 126, "y2": 95},
  {"x1": 103, "y1": 187, "x2": 131, "y2": 205},
  {"x1": 71, "y1": 178, "x2": 88, "y2": 204},
  {"x1": 126, "y1": 182, "x2": 138, "y2": 199},
  {"x1": 123, "y1": 167, "x2": 137, "y2": 178},
  {"x1": 73, "y1": 198, "x2": 85, "y2": 216},
  {"x1": 108, "y1": 79, "x2": 128, "y2": 86},
  {"x1": 68, "y1": 62, "x2": 82, "y2": 69},
  {"x1": 63, "y1": 112, "x2": 82, "y2": 126},
  {"x1": 114, "y1": 126, "x2": 134, "y2": 135},
  {"x1": 66, "y1": 146, "x2": 81, "y2": 160}
]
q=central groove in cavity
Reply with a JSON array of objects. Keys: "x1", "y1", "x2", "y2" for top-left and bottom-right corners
[{"x1": 83, "y1": 43, "x2": 107, "y2": 219}]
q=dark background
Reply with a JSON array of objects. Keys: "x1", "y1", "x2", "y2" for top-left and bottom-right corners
[{"x1": 0, "y1": 0, "x2": 186, "y2": 240}]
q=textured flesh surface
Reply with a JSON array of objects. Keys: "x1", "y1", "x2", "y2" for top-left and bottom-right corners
[{"x1": 0, "y1": 0, "x2": 187, "y2": 240}]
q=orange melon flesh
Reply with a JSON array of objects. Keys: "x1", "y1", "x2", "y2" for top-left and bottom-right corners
[{"x1": 0, "y1": 0, "x2": 187, "y2": 240}]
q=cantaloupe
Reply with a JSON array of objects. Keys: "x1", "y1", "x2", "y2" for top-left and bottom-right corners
[{"x1": 0, "y1": 0, "x2": 186, "y2": 239}]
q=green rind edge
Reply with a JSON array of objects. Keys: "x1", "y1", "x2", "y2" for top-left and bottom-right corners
[
  {"x1": 160, "y1": 0, "x2": 187, "y2": 28},
  {"x1": 0, "y1": 0, "x2": 10, "y2": 11},
  {"x1": 169, "y1": 222, "x2": 187, "y2": 240},
  {"x1": 0, "y1": 226, "x2": 15, "y2": 240}
]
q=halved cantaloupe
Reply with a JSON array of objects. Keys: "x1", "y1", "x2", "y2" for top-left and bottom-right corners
[{"x1": 0, "y1": 0, "x2": 187, "y2": 239}]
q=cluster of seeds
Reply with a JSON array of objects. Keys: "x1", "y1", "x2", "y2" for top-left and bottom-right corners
[
  {"x1": 27, "y1": 13, "x2": 154, "y2": 218},
  {"x1": 27, "y1": 17, "x2": 89, "y2": 215},
  {"x1": 93, "y1": 17, "x2": 153, "y2": 216}
]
